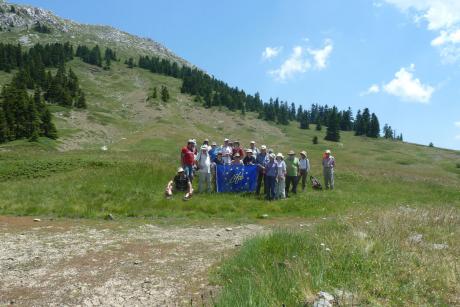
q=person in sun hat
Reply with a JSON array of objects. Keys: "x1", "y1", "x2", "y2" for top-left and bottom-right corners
[
  {"x1": 322, "y1": 149, "x2": 335, "y2": 190},
  {"x1": 285, "y1": 150, "x2": 300, "y2": 197},
  {"x1": 195, "y1": 145, "x2": 212, "y2": 193},
  {"x1": 202, "y1": 138, "x2": 212, "y2": 151},
  {"x1": 249, "y1": 141, "x2": 259, "y2": 159},
  {"x1": 181, "y1": 139, "x2": 196, "y2": 182},
  {"x1": 231, "y1": 152, "x2": 244, "y2": 165},
  {"x1": 255, "y1": 145, "x2": 269, "y2": 195},
  {"x1": 208, "y1": 141, "x2": 219, "y2": 161},
  {"x1": 264, "y1": 153, "x2": 278, "y2": 201},
  {"x1": 221, "y1": 138, "x2": 233, "y2": 164},
  {"x1": 243, "y1": 149, "x2": 256, "y2": 165},
  {"x1": 165, "y1": 167, "x2": 193, "y2": 200},
  {"x1": 299, "y1": 150, "x2": 310, "y2": 191},
  {"x1": 232, "y1": 140, "x2": 245, "y2": 160},
  {"x1": 275, "y1": 153, "x2": 286, "y2": 199}
]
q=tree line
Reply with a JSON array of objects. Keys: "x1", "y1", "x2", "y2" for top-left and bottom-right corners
[
  {"x1": 135, "y1": 54, "x2": 401, "y2": 143},
  {"x1": 0, "y1": 42, "x2": 95, "y2": 143}
]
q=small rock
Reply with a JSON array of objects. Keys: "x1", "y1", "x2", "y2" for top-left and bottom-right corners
[
  {"x1": 134, "y1": 260, "x2": 142, "y2": 265},
  {"x1": 320, "y1": 243, "x2": 325, "y2": 247},
  {"x1": 408, "y1": 234, "x2": 423, "y2": 244},
  {"x1": 259, "y1": 214, "x2": 269, "y2": 219},
  {"x1": 313, "y1": 291, "x2": 335, "y2": 307},
  {"x1": 432, "y1": 243, "x2": 448, "y2": 250},
  {"x1": 325, "y1": 248, "x2": 331, "y2": 252},
  {"x1": 144, "y1": 278, "x2": 151, "y2": 283},
  {"x1": 225, "y1": 227, "x2": 232, "y2": 232},
  {"x1": 105, "y1": 214, "x2": 114, "y2": 220},
  {"x1": 216, "y1": 233, "x2": 221, "y2": 237},
  {"x1": 235, "y1": 243, "x2": 241, "y2": 247},
  {"x1": 33, "y1": 218, "x2": 41, "y2": 222},
  {"x1": 101, "y1": 145, "x2": 108, "y2": 151}
]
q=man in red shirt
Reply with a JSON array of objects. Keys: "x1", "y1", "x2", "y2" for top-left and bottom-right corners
[
  {"x1": 232, "y1": 141, "x2": 245, "y2": 160},
  {"x1": 181, "y1": 139, "x2": 196, "y2": 181}
]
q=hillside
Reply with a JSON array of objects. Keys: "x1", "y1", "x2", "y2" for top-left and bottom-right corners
[{"x1": 0, "y1": 1, "x2": 459, "y2": 306}]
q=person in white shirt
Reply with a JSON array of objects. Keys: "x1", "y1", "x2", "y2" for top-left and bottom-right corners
[
  {"x1": 275, "y1": 153, "x2": 287, "y2": 199},
  {"x1": 299, "y1": 151, "x2": 311, "y2": 191},
  {"x1": 249, "y1": 141, "x2": 259, "y2": 159},
  {"x1": 221, "y1": 138, "x2": 233, "y2": 164},
  {"x1": 195, "y1": 145, "x2": 211, "y2": 193}
]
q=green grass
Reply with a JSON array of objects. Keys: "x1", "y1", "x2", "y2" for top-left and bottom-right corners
[
  {"x1": 0, "y1": 33, "x2": 460, "y2": 305},
  {"x1": 213, "y1": 207, "x2": 459, "y2": 306}
]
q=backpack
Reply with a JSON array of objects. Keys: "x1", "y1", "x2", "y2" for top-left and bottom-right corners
[{"x1": 310, "y1": 176, "x2": 323, "y2": 190}]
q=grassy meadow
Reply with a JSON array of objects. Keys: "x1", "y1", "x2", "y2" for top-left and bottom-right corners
[{"x1": 1, "y1": 61, "x2": 459, "y2": 305}]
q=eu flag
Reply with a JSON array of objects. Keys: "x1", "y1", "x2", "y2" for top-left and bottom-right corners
[{"x1": 216, "y1": 165, "x2": 258, "y2": 193}]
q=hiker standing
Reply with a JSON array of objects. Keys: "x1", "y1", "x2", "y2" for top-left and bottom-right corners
[
  {"x1": 322, "y1": 149, "x2": 335, "y2": 190},
  {"x1": 285, "y1": 150, "x2": 300, "y2": 197},
  {"x1": 221, "y1": 138, "x2": 232, "y2": 164},
  {"x1": 232, "y1": 141, "x2": 244, "y2": 160},
  {"x1": 196, "y1": 145, "x2": 212, "y2": 193},
  {"x1": 255, "y1": 145, "x2": 269, "y2": 195},
  {"x1": 208, "y1": 142, "x2": 219, "y2": 162},
  {"x1": 249, "y1": 141, "x2": 259, "y2": 159},
  {"x1": 275, "y1": 153, "x2": 286, "y2": 199},
  {"x1": 181, "y1": 140, "x2": 196, "y2": 181},
  {"x1": 264, "y1": 154, "x2": 277, "y2": 201},
  {"x1": 211, "y1": 152, "x2": 224, "y2": 192},
  {"x1": 299, "y1": 151, "x2": 310, "y2": 191}
]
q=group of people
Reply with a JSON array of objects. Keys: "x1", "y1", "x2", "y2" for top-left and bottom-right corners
[{"x1": 165, "y1": 138, "x2": 336, "y2": 201}]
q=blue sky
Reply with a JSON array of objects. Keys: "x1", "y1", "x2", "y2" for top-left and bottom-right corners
[{"x1": 15, "y1": 0, "x2": 460, "y2": 150}]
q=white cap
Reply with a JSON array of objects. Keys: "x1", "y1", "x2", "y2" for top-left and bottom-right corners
[
  {"x1": 276, "y1": 153, "x2": 284, "y2": 158},
  {"x1": 177, "y1": 167, "x2": 184, "y2": 173},
  {"x1": 188, "y1": 139, "x2": 194, "y2": 143},
  {"x1": 325, "y1": 149, "x2": 331, "y2": 154},
  {"x1": 261, "y1": 145, "x2": 267, "y2": 150},
  {"x1": 224, "y1": 138, "x2": 229, "y2": 142},
  {"x1": 246, "y1": 149, "x2": 253, "y2": 153},
  {"x1": 250, "y1": 141, "x2": 255, "y2": 144}
]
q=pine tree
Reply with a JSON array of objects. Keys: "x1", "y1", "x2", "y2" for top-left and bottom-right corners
[
  {"x1": 312, "y1": 136, "x2": 318, "y2": 144},
  {"x1": 325, "y1": 106, "x2": 340, "y2": 142},
  {"x1": 300, "y1": 111, "x2": 310, "y2": 129},
  {"x1": 161, "y1": 86, "x2": 170, "y2": 102},
  {"x1": 40, "y1": 108, "x2": 57, "y2": 139},
  {"x1": 429, "y1": 142, "x2": 434, "y2": 147},
  {"x1": 367, "y1": 113, "x2": 380, "y2": 138},
  {"x1": 0, "y1": 106, "x2": 7, "y2": 143},
  {"x1": 152, "y1": 87, "x2": 158, "y2": 99},
  {"x1": 354, "y1": 110, "x2": 363, "y2": 135},
  {"x1": 75, "y1": 91, "x2": 87, "y2": 109},
  {"x1": 316, "y1": 122, "x2": 322, "y2": 131}
]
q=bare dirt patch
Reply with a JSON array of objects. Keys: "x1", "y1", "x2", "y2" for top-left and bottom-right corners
[{"x1": 0, "y1": 217, "x2": 267, "y2": 306}]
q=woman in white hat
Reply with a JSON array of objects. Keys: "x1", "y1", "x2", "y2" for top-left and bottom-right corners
[
  {"x1": 275, "y1": 153, "x2": 287, "y2": 199},
  {"x1": 322, "y1": 149, "x2": 335, "y2": 190}
]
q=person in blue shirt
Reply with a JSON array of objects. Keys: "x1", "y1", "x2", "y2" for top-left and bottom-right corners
[
  {"x1": 208, "y1": 142, "x2": 219, "y2": 161},
  {"x1": 255, "y1": 145, "x2": 269, "y2": 195},
  {"x1": 264, "y1": 154, "x2": 277, "y2": 201}
]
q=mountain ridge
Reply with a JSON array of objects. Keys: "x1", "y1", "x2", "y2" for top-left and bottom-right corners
[{"x1": 0, "y1": 1, "x2": 193, "y2": 67}]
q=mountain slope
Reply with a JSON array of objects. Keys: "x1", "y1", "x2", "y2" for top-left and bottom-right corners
[{"x1": 0, "y1": 1, "x2": 191, "y2": 65}]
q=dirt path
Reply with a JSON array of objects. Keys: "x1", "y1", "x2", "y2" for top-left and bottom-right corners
[{"x1": 0, "y1": 217, "x2": 267, "y2": 306}]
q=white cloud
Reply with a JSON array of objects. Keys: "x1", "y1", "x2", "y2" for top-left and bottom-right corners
[
  {"x1": 383, "y1": 0, "x2": 460, "y2": 63},
  {"x1": 455, "y1": 121, "x2": 460, "y2": 128},
  {"x1": 269, "y1": 46, "x2": 311, "y2": 81},
  {"x1": 360, "y1": 84, "x2": 381, "y2": 96},
  {"x1": 308, "y1": 39, "x2": 333, "y2": 70},
  {"x1": 262, "y1": 47, "x2": 283, "y2": 61},
  {"x1": 382, "y1": 64, "x2": 435, "y2": 103}
]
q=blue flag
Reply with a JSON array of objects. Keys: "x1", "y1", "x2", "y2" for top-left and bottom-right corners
[{"x1": 216, "y1": 164, "x2": 258, "y2": 193}]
